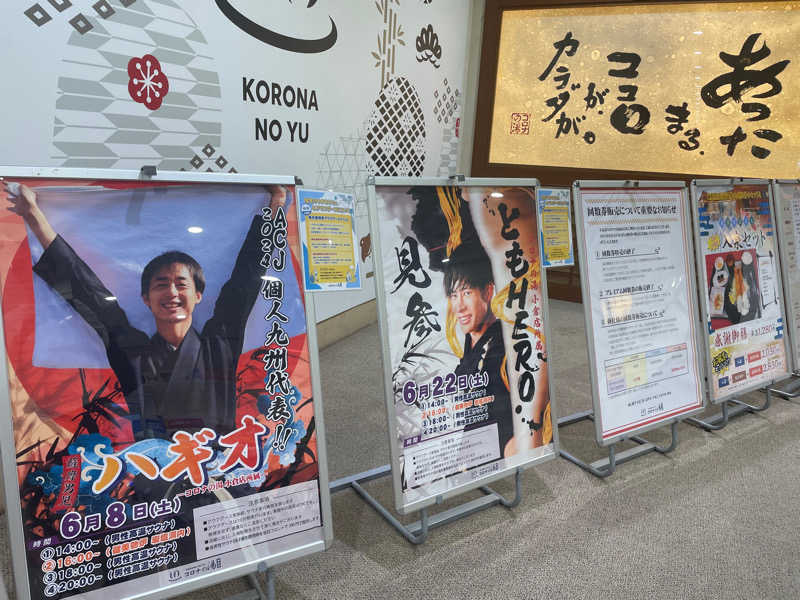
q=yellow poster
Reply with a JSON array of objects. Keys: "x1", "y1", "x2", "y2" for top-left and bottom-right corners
[
  {"x1": 491, "y1": 2, "x2": 800, "y2": 178},
  {"x1": 297, "y1": 189, "x2": 361, "y2": 290},
  {"x1": 537, "y1": 187, "x2": 574, "y2": 267}
]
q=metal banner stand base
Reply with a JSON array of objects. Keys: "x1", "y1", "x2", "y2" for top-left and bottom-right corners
[
  {"x1": 329, "y1": 466, "x2": 522, "y2": 545},
  {"x1": 684, "y1": 391, "x2": 771, "y2": 432},
  {"x1": 225, "y1": 565, "x2": 274, "y2": 600},
  {"x1": 766, "y1": 372, "x2": 800, "y2": 401},
  {"x1": 557, "y1": 411, "x2": 678, "y2": 478}
]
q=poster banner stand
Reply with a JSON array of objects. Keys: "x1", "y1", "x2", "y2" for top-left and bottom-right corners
[
  {"x1": 764, "y1": 180, "x2": 800, "y2": 402},
  {"x1": 329, "y1": 464, "x2": 521, "y2": 545},
  {"x1": 562, "y1": 180, "x2": 705, "y2": 478},
  {"x1": 557, "y1": 411, "x2": 678, "y2": 478},
  {"x1": 354, "y1": 174, "x2": 562, "y2": 543},
  {"x1": 0, "y1": 167, "x2": 334, "y2": 600},
  {"x1": 687, "y1": 178, "x2": 792, "y2": 430}
]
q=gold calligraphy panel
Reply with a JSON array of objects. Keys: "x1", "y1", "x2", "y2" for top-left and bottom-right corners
[{"x1": 490, "y1": 2, "x2": 800, "y2": 178}]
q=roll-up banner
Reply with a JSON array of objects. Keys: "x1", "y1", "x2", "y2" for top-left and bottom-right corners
[
  {"x1": 368, "y1": 178, "x2": 558, "y2": 514},
  {"x1": 691, "y1": 179, "x2": 790, "y2": 403},
  {"x1": 771, "y1": 180, "x2": 800, "y2": 373},
  {"x1": 0, "y1": 168, "x2": 332, "y2": 600},
  {"x1": 573, "y1": 181, "x2": 704, "y2": 445}
]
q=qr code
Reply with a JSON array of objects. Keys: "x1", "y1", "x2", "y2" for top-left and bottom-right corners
[{"x1": 510, "y1": 113, "x2": 530, "y2": 135}]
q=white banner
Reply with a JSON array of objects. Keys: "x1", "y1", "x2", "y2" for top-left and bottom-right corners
[
  {"x1": 577, "y1": 185, "x2": 703, "y2": 441},
  {"x1": 0, "y1": 0, "x2": 473, "y2": 321}
]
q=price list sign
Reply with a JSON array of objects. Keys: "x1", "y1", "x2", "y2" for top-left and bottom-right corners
[
  {"x1": 693, "y1": 180, "x2": 789, "y2": 401},
  {"x1": 575, "y1": 183, "x2": 704, "y2": 443}
]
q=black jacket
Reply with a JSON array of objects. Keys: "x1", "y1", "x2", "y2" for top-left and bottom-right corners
[{"x1": 33, "y1": 218, "x2": 263, "y2": 440}]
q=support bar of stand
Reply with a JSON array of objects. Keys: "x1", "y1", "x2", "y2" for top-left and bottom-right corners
[
  {"x1": 685, "y1": 390, "x2": 771, "y2": 431},
  {"x1": 333, "y1": 466, "x2": 523, "y2": 545},
  {"x1": 225, "y1": 567, "x2": 272, "y2": 600},
  {"x1": 557, "y1": 411, "x2": 678, "y2": 478},
  {"x1": 329, "y1": 464, "x2": 391, "y2": 493},
  {"x1": 766, "y1": 375, "x2": 800, "y2": 400}
]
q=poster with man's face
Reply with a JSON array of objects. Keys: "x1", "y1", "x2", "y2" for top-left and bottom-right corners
[
  {"x1": 374, "y1": 184, "x2": 556, "y2": 513},
  {"x1": 0, "y1": 176, "x2": 326, "y2": 600}
]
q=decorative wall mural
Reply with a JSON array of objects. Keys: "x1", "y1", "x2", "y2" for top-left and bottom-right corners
[
  {"x1": 366, "y1": 77, "x2": 426, "y2": 177},
  {"x1": 433, "y1": 77, "x2": 460, "y2": 125},
  {"x1": 373, "y1": 0, "x2": 405, "y2": 88},
  {"x1": 415, "y1": 24, "x2": 442, "y2": 68},
  {"x1": 434, "y1": 79, "x2": 461, "y2": 176},
  {"x1": 181, "y1": 143, "x2": 238, "y2": 173},
  {"x1": 50, "y1": 0, "x2": 225, "y2": 171},
  {"x1": 316, "y1": 123, "x2": 370, "y2": 212},
  {"x1": 436, "y1": 122, "x2": 459, "y2": 177},
  {"x1": 23, "y1": 0, "x2": 132, "y2": 34},
  {"x1": 127, "y1": 54, "x2": 169, "y2": 110}
]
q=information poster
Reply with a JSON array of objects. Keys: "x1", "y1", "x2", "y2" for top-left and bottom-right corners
[
  {"x1": 775, "y1": 181, "x2": 800, "y2": 370},
  {"x1": 297, "y1": 189, "x2": 360, "y2": 291},
  {"x1": 373, "y1": 182, "x2": 556, "y2": 512},
  {"x1": 694, "y1": 181, "x2": 789, "y2": 401},
  {"x1": 537, "y1": 187, "x2": 574, "y2": 268},
  {"x1": 0, "y1": 175, "x2": 328, "y2": 600},
  {"x1": 576, "y1": 184, "x2": 703, "y2": 442}
]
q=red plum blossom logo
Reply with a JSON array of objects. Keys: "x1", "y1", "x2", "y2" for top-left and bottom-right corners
[{"x1": 128, "y1": 54, "x2": 169, "y2": 110}]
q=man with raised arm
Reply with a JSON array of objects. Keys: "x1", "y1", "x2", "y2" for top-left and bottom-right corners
[{"x1": 4, "y1": 182, "x2": 279, "y2": 441}]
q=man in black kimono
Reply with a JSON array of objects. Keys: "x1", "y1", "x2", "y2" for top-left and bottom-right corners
[
  {"x1": 5, "y1": 182, "x2": 268, "y2": 441},
  {"x1": 443, "y1": 243, "x2": 515, "y2": 457}
]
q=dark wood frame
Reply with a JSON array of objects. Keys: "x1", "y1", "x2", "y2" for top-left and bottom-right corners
[{"x1": 471, "y1": 0, "x2": 769, "y2": 185}]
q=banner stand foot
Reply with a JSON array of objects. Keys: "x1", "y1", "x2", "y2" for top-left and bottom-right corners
[
  {"x1": 332, "y1": 466, "x2": 522, "y2": 545},
  {"x1": 685, "y1": 391, "x2": 771, "y2": 431},
  {"x1": 225, "y1": 564, "x2": 273, "y2": 600},
  {"x1": 765, "y1": 375, "x2": 800, "y2": 401},
  {"x1": 557, "y1": 411, "x2": 678, "y2": 478}
]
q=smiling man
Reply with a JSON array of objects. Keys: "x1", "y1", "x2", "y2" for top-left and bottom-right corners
[
  {"x1": 5, "y1": 182, "x2": 275, "y2": 441},
  {"x1": 443, "y1": 242, "x2": 515, "y2": 457}
]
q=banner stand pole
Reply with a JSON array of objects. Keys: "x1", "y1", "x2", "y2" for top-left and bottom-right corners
[
  {"x1": 557, "y1": 411, "x2": 678, "y2": 478},
  {"x1": 684, "y1": 392, "x2": 771, "y2": 431},
  {"x1": 329, "y1": 467, "x2": 522, "y2": 545}
]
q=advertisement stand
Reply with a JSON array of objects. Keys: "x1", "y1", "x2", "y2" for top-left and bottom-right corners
[
  {"x1": 345, "y1": 176, "x2": 558, "y2": 544},
  {"x1": 562, "y1": 181, "x2": 705, "y2": 477},
  {"x1": 764, "y1": 179, "x2": 800, "y2": 401},
  {"x1": 685, "y1": 178, "x2": 790, "y2": 432},
  {"x1": 0, "y1": 168, "x2": 333, "y2": 600}
]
